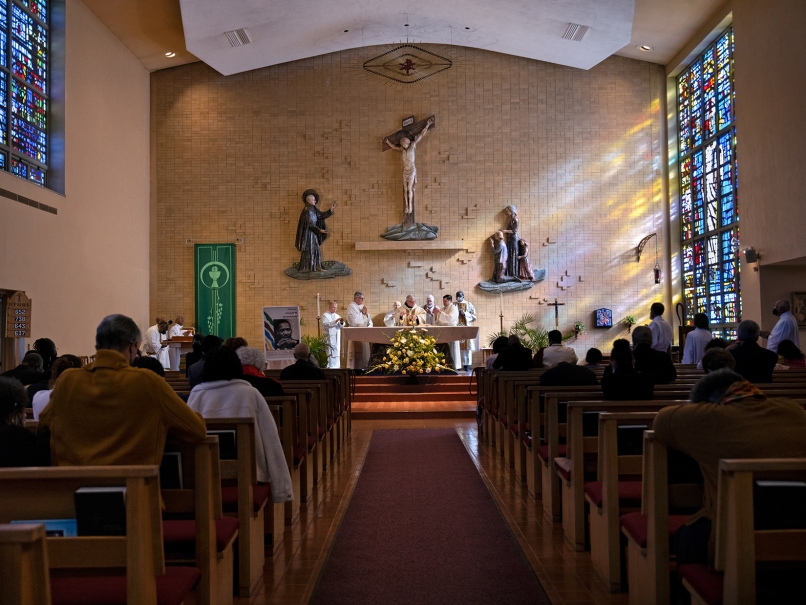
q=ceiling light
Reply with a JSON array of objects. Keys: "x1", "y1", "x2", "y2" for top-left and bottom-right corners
[
  {"x1": 165, "y1": 51, "x2": 176, "y2": 57},
  {"x1": 343, "y1": 29, "x2": 349, "y2": 33},
  {"x1": 465, "y1": 27, "x2": 470, "y2": 30},
  {"x1": 637, "y1": 44, "x2": 653, "y2": 51}
]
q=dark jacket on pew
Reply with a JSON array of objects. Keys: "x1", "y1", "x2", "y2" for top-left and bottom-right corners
[
  {"x1": 280, "y1": 359, "x2": 326, "y2": 381},
  {"x1": 539, "y1": 362, "x2": 597, "y2": 386},
  {"x1": 492, "y1": 343, "x2": 534, "y2": 372},
  {"x1": 633, "y1": 343, "x2": 677, "y2": 384},
  {"x1": 600, "y1": 366, "x2": 654, "y2": 400},
  {"x1": 729, "y1": 341, "x2": 778, "y2": 384}
]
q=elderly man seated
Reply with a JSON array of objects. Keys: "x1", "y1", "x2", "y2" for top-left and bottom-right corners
[
  {"x1": 539, "y1": 330, "x2": 578, "y2": 368},
  {"x1": 39, "y1": 314, "x2": 207, "y2": 467},
  {"x1": 279, "y1": 343, "x2": 326, "y2": 381},
  {"x1": 632, "y1": 325, "x2": 677, "y2": 384},
  {"x1": 729, "y1": 319, "x2": 778, "y2": 383}
]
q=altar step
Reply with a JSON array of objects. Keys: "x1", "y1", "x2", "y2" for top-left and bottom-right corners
[{"x1": 351, "y1": 374, "x2": 477, "y2": 419}]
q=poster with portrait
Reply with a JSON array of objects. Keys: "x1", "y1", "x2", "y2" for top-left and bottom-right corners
[
  {"x1": 263, "y1": 306, "x2": 301, "y2": 359},
  {"x1": 792, "y1": 293, "x2": 806, "y2": 327}
]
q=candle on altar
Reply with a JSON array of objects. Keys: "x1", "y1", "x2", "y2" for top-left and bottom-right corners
[
  {"x1": 317, "y1": 293, "x2": 321, "y2": 317},
  {"x1": 499, "y1": 291, "x2": 503, "y2": 315}
]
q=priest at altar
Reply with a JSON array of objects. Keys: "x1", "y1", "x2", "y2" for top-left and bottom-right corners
[{"x1": 395, "y1": 295, "x2": 428, "y2": 326}]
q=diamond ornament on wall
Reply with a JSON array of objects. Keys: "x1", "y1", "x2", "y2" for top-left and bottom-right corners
[{"x1": 363, "y1": 45, "x2": 452, "y2": 84}]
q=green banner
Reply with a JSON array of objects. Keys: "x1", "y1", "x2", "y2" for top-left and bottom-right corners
[{"x1": 195, "y1": 244, "x2": 236, "y2": 339}]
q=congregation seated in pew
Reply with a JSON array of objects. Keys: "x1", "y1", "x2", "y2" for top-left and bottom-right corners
[
  {"x1": 600, "y1": 339, "x2": 654, "y2": 400},
  {"x1": 729, "y1": 320, "x2": 778, "y2": 384},
  {"x1": 0, "y1": 351, "x2": 45, "y2": 390},
  {"x1": 654, "y1": 369, "x2": 806, "y2": 566},
  {"x1": 188, "y1": 334, "x2": 224, "y2": 388},
  {"x1": 130, "y1": 354, "x2": 166, "y2": 376},
  {"x1": 187, "y1": 346, "x2": 293, "y2": 503},
  {"x1": 632, "y1": 325, "x2": 677, "y2": 384},
  {"x1": 777, "y1": 338, "x2": 806, "y2": 369},
  {"x1": 536, "y1": 330, "x2": 578, "y2": 368},
  {"x1": 280, "y1": 343, "x2": 326, "y2": 381},
  {"x1": 581, "y1": 347, "x2": 604, "y2": 368},
  {"x1": 0, "y1": 377, "x2": 49, "y2": 467},
  {"x1": 237, "y1": 346, "x2": 284, "y2": 396},
  {"x1": 701, "y1": 347, "x2": 736, "y2": 374},
  {"x1": 484, "y1": 335, "x2": 509, "y2": 370},
  {"x1": 492, "y1": 335, "x2": 533, "y2": 371},
  {"x1": 38, "y1": 313, "x2": 207, "y2": 467},
  {"x1": 538, "y1": 361, "x2": 597, "y2": 386}
]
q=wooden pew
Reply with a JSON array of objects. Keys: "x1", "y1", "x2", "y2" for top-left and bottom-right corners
[
  {"x1": 622, "y1": 430, "x2": 703, "y2": 605},
  {"x1": 681, "y1": 458, "x2": 806, "y2": 605},
  {"x1": 280, "y1": 387, "x2": 320, "y2": 492},
  {"x1": 0, "y1": 523, "x2": 51, "y2": 605},
  {"x1": 324, "y1": 368, "x2": 352, "y2": 444},
  {"x1": 266, "y1": 395, "x2": 303, "y2": 525},
  {"x1": 162, "y1": 435, "x2": 238, "y2": 605},
  {"x1": 0, "y1": 465, "x2": 200, "y2": 605},
  {"x1": 204, "y1": 418, "x2": 268, "y2": 597}
]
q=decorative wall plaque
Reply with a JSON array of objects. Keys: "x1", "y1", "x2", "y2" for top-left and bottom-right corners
[{"x1": 363, "y1": 45, "x2": 452, "y2": 84}]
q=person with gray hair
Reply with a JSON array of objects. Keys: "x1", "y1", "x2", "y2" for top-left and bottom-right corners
[
  {"x1": 39, "y1": 314, "x2": 207, "y2": 467},
  {"x1": 0, "y1": 351, "x2": 45, "y2": 387},
  {"x1": 654, "y1": 369, "x2": 806, "y2": 566},
  {"x1": 700, "y1": 348, "x2": 735, "y2": 374},
  {"x1": 729, "y1": 319, "x2": 778, "y2": 383},
  {"x1": 346, "y1": 291, "x2": 372, "y2": 369},
  {"x1": 280, "y1": 343, "x2": 325, "y2": 380},
  {"x1": 760, "y1": 299, "x2": 800, "y2": 352},
  {"x1": 237, "y1": 346, "x2": 284, "y2": 396},
  {"x1": 632, "y1": 325, "x2": 677, "y2": 383}
]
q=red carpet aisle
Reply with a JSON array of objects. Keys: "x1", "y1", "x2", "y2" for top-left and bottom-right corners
[{"x1": 310, "y1": 429, "x2": 551, "y2": 604}]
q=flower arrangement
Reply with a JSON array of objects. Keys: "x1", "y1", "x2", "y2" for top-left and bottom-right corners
[
  {"x1": 624, "y1": 315, "x2": 636, "y2": 333},
  {"x1": 573, "y1": 320, "x2": 586, "y2": 335},
  {"x1": 367, "y1": 328, "x2": 453, "y2": 375}
]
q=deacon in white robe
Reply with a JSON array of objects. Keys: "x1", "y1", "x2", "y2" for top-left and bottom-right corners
[
  {"x1": 346, "y1": 291, "x2": 373, "y2": 369},
  {"x1": 384, "y1": 301, "x2": 403, "y2": 327},
  {"x1": 761, "y1": 300, "x2": 801, "y2": 352},
  {"x1": 681, "y1": 313, "x2": 713, "y2": 365},
  {"x1": 322, "y1": 302, "x2": 345, "y2": 368},
  {"x1": 435, "y1": 294, "x2": 461, "y2": 370},
  {"x1": 143, "y1": 318, "x2": 170, "y2": 370},
  {"x1": 423, "y1": 295, "x2": 437, "y2": 325},
  {"x1": 168, "y1": 315, "x2": 190, "y2": 371},
  {"x1": 455, "y1": 291, "x2": 478, "y2": 370}
]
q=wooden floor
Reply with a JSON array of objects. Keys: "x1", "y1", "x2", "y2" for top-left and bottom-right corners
[{"x1": 208, "y1": 419, "x2": 629, "y2": 605}]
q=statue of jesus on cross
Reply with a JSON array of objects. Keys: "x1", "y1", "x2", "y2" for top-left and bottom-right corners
[{"x1": 383, "y1": 116, "x2": 434, "y2": 217}]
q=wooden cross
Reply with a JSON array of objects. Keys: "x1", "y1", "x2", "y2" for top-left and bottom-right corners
[{"x1": 547, "y1": 298, "x2": 565, "y2": 328}]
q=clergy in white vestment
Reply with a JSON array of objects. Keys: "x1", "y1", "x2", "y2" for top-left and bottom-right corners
[
  {"x1": 396, "y1": 295, "x2": 428, "y2": 326},
  {"x1": 346, "y1": 291, "x2": 373, "y2": 369},
  {"x1": 143, "y1": 318, "x2": 171, "y2": 370},
  {"x1": 648, "y1": 302, "x2": 674, "y2": 352},
  {"x1": 383, "y1": 301, "x2": 403, "y2": 327},
  {"x1": 423, "y1": 295, "x2": 437, "y2": 325},
  {"x1": 761, "y1": 299, "x2": 801, "y2": 352},
  {"x1": 168, "y1": 315, "x2": 190, "y2": 371},
  {"x1": 681, "y1": 313, "x2": 713, "y2": 365},
  {"x1": 455, "y1": 290, "x2": 478, "y2": 370},
  {"x1": 435, "y1": 294, "x2": 461, "y2": 370},
  {"x1": 322, "y1": 301, "x2": 345, "y2": 368}
]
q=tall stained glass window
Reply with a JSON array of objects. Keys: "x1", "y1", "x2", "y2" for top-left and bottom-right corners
[
  {"x1": 678, "y1": 27, "x2": 739, "y2": 339},
  {"x1": 0, "y1": 0, "x2": 48, "y2": 186}
]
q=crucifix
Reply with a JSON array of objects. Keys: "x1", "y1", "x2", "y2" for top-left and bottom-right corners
[{"x1": 547, "y1": 298, "x2": 565, "y2": 328}]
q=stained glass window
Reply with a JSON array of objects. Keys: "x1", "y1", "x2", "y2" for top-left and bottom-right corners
[
  {"x1": 678, "y1": 26, "x2": 739, "y2": 340},
  {"x1": 0, "y1": 0, "x2": 48, "y2": 186}
]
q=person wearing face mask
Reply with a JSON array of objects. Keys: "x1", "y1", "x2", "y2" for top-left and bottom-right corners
[{"x1": 760, "y1": 299, "x2": 800, "y2": 353}]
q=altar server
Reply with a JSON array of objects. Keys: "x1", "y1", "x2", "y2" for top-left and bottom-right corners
[
  {"x1": 435, "y1": 294, "x2": 461, "y2": 370},
  {"x1": 143, "y1": 317, "x2": 170, "y2": 370},
  {"x1": 322, "y1": 302, "x2": 345, "y2": 368},
  {"x1": 347, "y1": 291, "x2": 373, "y2": 369},
  {"x1": 168, "y1": 315, "x2": 190, "y2": 371},
  {"x1": 455, "y1": 291, "x2": 478, "y2": 371}
]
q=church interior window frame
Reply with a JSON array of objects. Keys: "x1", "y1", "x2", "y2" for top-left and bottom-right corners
[
  {"x1": 0, "y1": 0, "x2": 49, "y2": 187},
  {"x1": 678, "y1": 25, "x2": 739, "y2": 340}
]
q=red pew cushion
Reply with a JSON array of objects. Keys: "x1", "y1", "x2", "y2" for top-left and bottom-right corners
[
  {"x1": 619, "y1": 511, "x2": 690, "y2": 548},
  {"x1": 584, "y1": 481, "x2": 642, "y2": 509},
  {"x1": 307, "y1": 435, "x2": 317, "y2": 451},
  {"x1": 221, "y1": 484, "x2": 272, "y2": 513},
  {"x1": 679, "y1": 564, "x2": 723, "y2": 605},
  {"x1": 163, "y1": 517, "x2": 240, "y2": 552},
  {"x1": 50, "y1": 566, "x2": 201, "y2": 605},
  {"x1": 522, "y1": 433, "x2": 532, "y2": 447},
  {"x1": 293, "y1": 446, "x2": 305, "y2": 466},
  {"x1": 537, "y1": 444, "x2": 566, "y2": 462}
]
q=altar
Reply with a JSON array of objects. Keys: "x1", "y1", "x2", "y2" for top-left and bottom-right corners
[{"x1": 342, "y1": 326, "x2": 479, "y2": 344}]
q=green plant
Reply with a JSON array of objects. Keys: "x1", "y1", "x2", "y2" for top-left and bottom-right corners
[
  {"x1": 485, "y1": 314, "x2": 549, "y2": 354},
  {"x1": 573, "y1": 320, "x2": 586, "y2": 334},
  {"x1": 486, "y1": 331, "x2": 508, "y2": 347},
  {"x1": 624, "y1": 315, "x2": 636, "y2": 326},
  {"x1": 302, "y1": 334, "x2": 329, "y2": 368}
]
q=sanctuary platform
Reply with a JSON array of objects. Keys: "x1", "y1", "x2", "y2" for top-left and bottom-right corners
[{"x1": 351, "y1": 373, "x2": 476, "y2": 419}]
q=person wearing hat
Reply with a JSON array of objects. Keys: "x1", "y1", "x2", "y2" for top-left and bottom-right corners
[{"x1": 295, "y1": 189, "x2": 338, "y2": 273}]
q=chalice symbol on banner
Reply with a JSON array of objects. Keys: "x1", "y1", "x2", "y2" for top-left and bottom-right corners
[{"x1": 200, "y1": 261, "x2": 229, "y2": 336}]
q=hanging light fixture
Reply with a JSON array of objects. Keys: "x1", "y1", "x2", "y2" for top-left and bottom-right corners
[{"x1": 654, "y1": 235, "x2": 661, "y2": 284}]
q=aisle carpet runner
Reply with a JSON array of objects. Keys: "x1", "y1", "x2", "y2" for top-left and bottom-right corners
[{"x1": 311, "y1": 429, "x2": 551, "y2": 604}]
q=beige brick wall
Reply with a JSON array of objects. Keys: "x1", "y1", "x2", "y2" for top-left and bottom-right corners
[{"x1": 151, "y1": 45, "x2": 666, "y2": 360}]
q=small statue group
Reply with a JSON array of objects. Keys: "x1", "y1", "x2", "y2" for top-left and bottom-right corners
[{"x1": 489, "y1": 205, "x2": 535, "y2": 283}]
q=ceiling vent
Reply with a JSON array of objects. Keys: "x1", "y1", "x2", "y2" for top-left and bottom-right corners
[
  {"x1": 562, "y1": 23, "x2": 589, "y2": 42},
  {"x1": 225, "y1": 28, "x2": 251, "y2": 47}
]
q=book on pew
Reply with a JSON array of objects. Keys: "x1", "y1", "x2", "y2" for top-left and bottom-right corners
[
  {"x1": 74, "y1": 487, "x2": 127, "y2": 536},
  {"x1": 160, "y1": 451, "x2": 184, "y2": 489},
  {"x1": 10, "y1": 519, "x2": 78, "y2": 537},
  {"x1": 616, "y1": 425, "x2": 649, "y2": 456},
  {"x1": 754, "y1": 480, "x2": 806, "y2": 530},
  {"x1": 207, "y1": 429, "x2": 237, "y2": 460}
]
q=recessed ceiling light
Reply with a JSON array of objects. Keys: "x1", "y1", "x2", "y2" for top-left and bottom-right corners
[
  {"x1": 165, "y1": 51, "x2": 176, "y2": 57},
  {"x1": 636, "y1": 45, "x2": 653, "y2": 51}
]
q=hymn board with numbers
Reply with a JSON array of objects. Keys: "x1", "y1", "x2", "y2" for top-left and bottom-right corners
[{"x1": 5, "y1": 291, "x2": 32, "y2": 338}]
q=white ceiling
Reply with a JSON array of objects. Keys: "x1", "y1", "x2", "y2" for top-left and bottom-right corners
[
  {"x1": 84, "y1": 0, "x2": 728, "y2": 73},
  {"x1": 179, "y1": 0, "x2": 636, "y2": 75}
]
